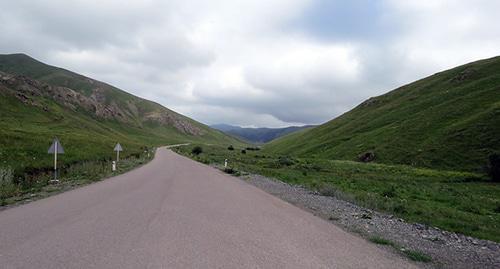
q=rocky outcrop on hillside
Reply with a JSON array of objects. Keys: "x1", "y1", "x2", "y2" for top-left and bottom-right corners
[{"x1": 0, "y1": 71, "x2": 204, "y2": 135}]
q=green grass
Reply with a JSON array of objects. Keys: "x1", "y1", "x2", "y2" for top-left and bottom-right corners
[
  {"x1": 265, "y1": 56, "x2": 500, "y2": 173},
  {"x1": 369, "y1": 236, "x2": 394, "y2": 246},
  {"x1": 369, "y1": 236, "x2": 431, "y2": 263},
  {"x1": 174, "y1": 144, "x2": 500, "y2": 242},
  {"x1": 1, "y1": 150, "x2": 154, "y2": 206},
  {"x1": 402, "y1": 249, "x2": 432, "y2": 262}
]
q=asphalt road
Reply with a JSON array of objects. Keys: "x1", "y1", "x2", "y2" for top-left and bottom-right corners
[{"x1": 0, "y1": 148, "x2": 418, "y2": 268}]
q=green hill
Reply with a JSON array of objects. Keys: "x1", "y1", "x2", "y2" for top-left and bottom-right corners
[
  {"x1": 0, "y1": 53, "x2": 241, "y2": 174},
  {"x1": 265, "y1": 56, "x2": 500, "y2": 172}
]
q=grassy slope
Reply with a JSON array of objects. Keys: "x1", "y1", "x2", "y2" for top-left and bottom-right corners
[
  {"x1": 0, "y1": 53, "x2": 222, "y2": 133},
  {"x1": 0, "y1": 54, "x2": 242, "y2": 174},
  {"x1": 265, "y1": 56, "x2": 500, "y2": 172}
]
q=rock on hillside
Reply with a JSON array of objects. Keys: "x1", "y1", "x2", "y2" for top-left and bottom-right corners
[{"x1": 0, "y1": 71, "x2": 203, "y2": 135}]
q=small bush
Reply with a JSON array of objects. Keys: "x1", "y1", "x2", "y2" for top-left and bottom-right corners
[
  {"x1": 227, "y1": 145, "x2": 234, "y2": 151},
  {"x1": 381, "y1": 185, "x2": 397, "y2": 198},
  {"x1": 191, "y1": 146, "x2": 203, "y2": 155},
  {"x1": 241, "y1": 149, "x2": 246, "y2": 154},
  {"x1": 277, "y1": 156, "x2": 294, "y2": 167},
  {"x1": 494, "y1": 204, "x2": 500, "y2": 214},
  {"x1": 245, "y1": 147, "x2": 260, "y2": 151},
  {"x1": 488, "y1": 153, "x2": 500, "y2": 182},
  {"x1": 358, "y1": 151, "x2": 375, "y2": 162}
]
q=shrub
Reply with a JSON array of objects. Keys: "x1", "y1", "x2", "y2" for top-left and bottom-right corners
[
  {"x1": 358, "y1": 151, "x2": 376, "y2": 162},
  {"x1": 241, "y1": 149, "x2": 246, "y2": 154},
  {"x1": 494, "y1": 204, "x2": 500, "y2": 214},
  {"x1": 277, "y1": 156, "x2": 294, "y2": 167},
  {"x1": 227, "y1": 145, "x2": 234, "y2": 151},
  {"x1": 488, "y1": 153, "x2": 500, "y2": 182},
  {"x1": 381, "y1": 185, "x2": 397, "y2": 198},
  {"x1": 191, "y1": 146, "x2": 203, "y2": 155},
  {"x1": 223, "y1": 167, "x2": 239, "y2": 176}
]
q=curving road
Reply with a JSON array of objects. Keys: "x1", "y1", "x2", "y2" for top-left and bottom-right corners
[{"x1": 0, "y1": 147, "x2": 418, "y2": 268}]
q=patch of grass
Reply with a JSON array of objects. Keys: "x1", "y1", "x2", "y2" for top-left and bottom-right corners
[
  {"x1": 370, "y1": 236, "x2": 431, "y2": 263},
  {"x1": 369, "y1": 236, "x2": 395, "y2": 246},
  {"x1": 401, "y1": 249, "x2": 432, "y2": 262}
]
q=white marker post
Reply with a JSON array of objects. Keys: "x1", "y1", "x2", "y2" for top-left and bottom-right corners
[
  {"x1": 224, "y1": 159, "x2": 228, "y2": 168},
  {"x1": 48, "y1": 138, "x2": 64, "y2": 182},
  {"x1": 114, "y1": 143, "x2": 123, "y2": 162}
]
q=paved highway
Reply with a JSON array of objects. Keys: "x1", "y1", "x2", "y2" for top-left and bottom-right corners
[{"x1": 0, "y1": 147, "x2": 418, "y2": 268}]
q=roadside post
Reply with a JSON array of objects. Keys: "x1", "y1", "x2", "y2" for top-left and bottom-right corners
[
  {"x1": 224, "y1": 159, "x2": 228, "y2": 168},
  {"x1": 48, "y1": 138, "x2": 64, "y2": 182},
  {"x1": 114, "y1": 143, "x2": 123, "y2": 162},
  {"x1": 112, "y1": 161, "x2": 116, "y2": 171}
]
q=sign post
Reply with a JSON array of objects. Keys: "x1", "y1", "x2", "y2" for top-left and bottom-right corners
[
  {"x1": 48, "y1": 138, "x2": 64, "y2": 182},
  {"x1": 114, "y1": 143, "x2": 123, "y2": 162}
]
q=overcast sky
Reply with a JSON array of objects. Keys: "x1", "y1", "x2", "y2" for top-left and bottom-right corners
[{"x1": 1, "y1": 0, "x2": 500, "y2": 127}]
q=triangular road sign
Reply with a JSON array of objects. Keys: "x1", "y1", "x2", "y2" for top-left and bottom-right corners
[
  {"x1": 48, "y1": 138, "x2": 64, "y2": 154},
  {"x1": 114, "y1": 143, "x2": 123, "y2": 152}
]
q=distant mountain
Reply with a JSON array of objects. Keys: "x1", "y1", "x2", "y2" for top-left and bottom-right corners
[
  {"x1": 0, "y1": 53, "x2": 241, "y2": 172},
  {"x1": 265, "y1": 56, "x2": 500, "y2": 172},
  {"x1": 211, "y1": 124, "x2": 314, "y2": 144}
]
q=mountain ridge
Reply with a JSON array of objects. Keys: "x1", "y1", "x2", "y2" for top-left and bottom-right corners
[{"x1": 211, "y1": 123, "x2": 314, "y2": 144}]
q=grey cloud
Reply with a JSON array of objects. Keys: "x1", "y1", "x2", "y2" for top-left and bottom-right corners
[{"x1": 1, "y1": 0, "x2": 500, "y2": 127}]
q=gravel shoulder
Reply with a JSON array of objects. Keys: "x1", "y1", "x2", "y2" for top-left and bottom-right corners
[{"x1": 238, "y1": 173, "x2": 500, "y2": 269}]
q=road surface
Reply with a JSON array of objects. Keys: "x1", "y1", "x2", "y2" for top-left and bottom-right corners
[{"x1": 0, "y1": 148, "x2": 418, "y2": 268}]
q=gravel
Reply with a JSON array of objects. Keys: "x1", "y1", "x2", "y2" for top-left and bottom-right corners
[{"x1": 239, "y1": 173, "x2": 500, "y2": 269}]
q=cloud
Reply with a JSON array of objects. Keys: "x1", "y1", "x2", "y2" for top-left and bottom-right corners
[{"x1": 1, "y1": 0, "x2": 500, "y2": 127}]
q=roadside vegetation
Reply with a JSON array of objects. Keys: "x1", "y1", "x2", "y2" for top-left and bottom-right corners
[
  {"x1": 0, "y1": 149, "x2": 154, "y2": 207},
  {"x1": 174, "y1": 144, "x2": 500, "y2": 243},
  {"x1": 369, "y1": 236, "x2": 432, "y2": 262}
]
